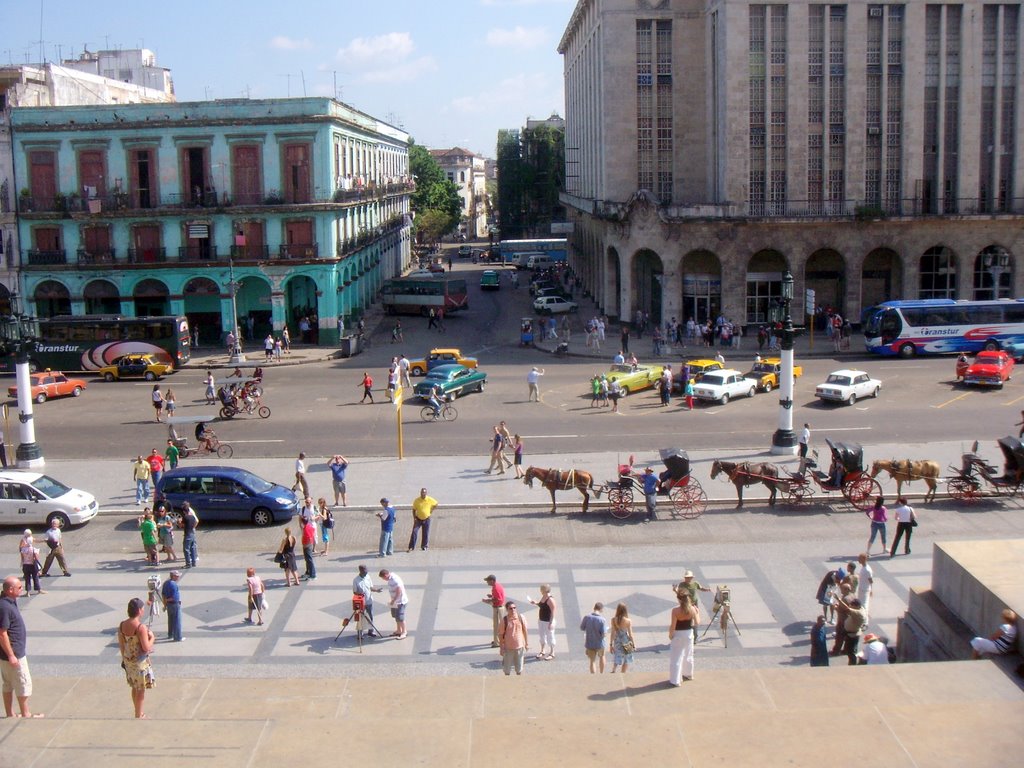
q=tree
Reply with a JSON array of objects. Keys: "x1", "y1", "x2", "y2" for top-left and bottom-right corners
[
  {"x1": 496, "y1": 124, "x2": 564, "y2": 239},
  {"x1": 408, "y1": 142, "x2": 461, "y2": 240},
  {"x1": 414, "y1": 209, "x2": 452, "y2": 245}
]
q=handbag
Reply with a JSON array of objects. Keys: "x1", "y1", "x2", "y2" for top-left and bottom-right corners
[
  {"x1": 621, "y1": 640, "x2": 636, "y2": 655},
  {"x1": 911, "y1": 518, "x2": 919, "y2": 527},
  {"x1": 273, "y1": 552, "x2": 285, "y2": 564}
]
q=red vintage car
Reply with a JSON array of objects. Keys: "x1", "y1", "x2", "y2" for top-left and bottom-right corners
[
  {"x1": 963, "y1": 350, "x2": 1015, "y2": 388},
  {"x1": 7, "y1": 370, "x2": 88, "y2": 403}
]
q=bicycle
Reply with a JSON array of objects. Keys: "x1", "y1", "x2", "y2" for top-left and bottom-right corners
[{"x1": 420, "y1": 403, "x2": 458, "y2": 422}]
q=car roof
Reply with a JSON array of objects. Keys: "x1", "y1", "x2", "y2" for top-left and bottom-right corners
[
  {"x1": 702, "y1": 368, "x2": 743, "y2": 377},
  {"x1": 685, "y1": 358, "x2": 721, "y2": 366},
  {"x1": 428, "y1": 348, "x2": 463, "y2": 355},
  {"x1": 0, "y1": 470, "x2": 44, "y2": 482},
  {"x1": 828, "y1": 369, "x2": 868, "y2": 377},
  {"x1": 162, "y1": 465, "x2": 256, "y2": 479},
  {"x1": 425, "y1": 364, "x2": 467, "y2": 375}
]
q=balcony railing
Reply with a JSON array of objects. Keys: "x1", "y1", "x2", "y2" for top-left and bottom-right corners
[
  {"x1": 231, "y1": 245, "x2": 271, "y2": 260},
  {"x1": 178, "y1": 245, "x2": 220, "y2": 262},
  {"x1": 26, "y1": 249, "x2": 67, "y2": 265},
  {"x1": 77, "y1": 248, "x2": 117, "y2": 265},
  {"x1": 278, "y1": 243, "x2": 319, "y2": 259},
  {"x1": 127, "y1": 248, "x2": 168, "y2": 264}
]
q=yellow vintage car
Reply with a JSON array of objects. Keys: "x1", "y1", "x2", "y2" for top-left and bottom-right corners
[
  {"x1": 671, "y1": 358, "x2": 725, "y2": 393},
  {"x1": 97, "y1": 353, "x2": 173, "y2": 381},
  {"x1": 743, "y1": 357, "x2": 803, "y2": 392},
  {"x1": 603, "y1": 363, "x2": 666, "y2": 394},
  {"x1": 408, "y1": 348, "x2": 479, "y2": 377}
]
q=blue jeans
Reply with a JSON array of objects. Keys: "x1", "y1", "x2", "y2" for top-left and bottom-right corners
[
  {"x1": 868, "y1": 521, "x2": 887, "y2": 549},
  {"x1": 379, "y1": 529, "x2": 394, "y2": 556},
  {"x1": 165, "y1": 601, "x2": 182, "y2": 641},
  {"x1": 303, "y1": 544, "x2": 316, "y2": 578},
  {"x1": 183, "y1": 535, "x2": 198, "y2": 567},
  {"x1": 135, "y1": 479, "x2": 150, "y2": 503}
]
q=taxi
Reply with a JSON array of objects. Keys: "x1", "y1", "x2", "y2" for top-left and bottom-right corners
[
  {"x1": 408, "y1": 348, "x2": 479, "y2": 377},
  {"x1": 671, "y1": 358, "x2": 725, "y2": 393},
  {"x1": 743, "y1": 357, "x2": 803, "y2": 393},
  {"x1": 603, "y1": 363, "x2": 666, "y2": 394},
  {"x1": 7, "y1": 370, "x2": 88, "y2": 404},
  {"x1": 97, "y1": 353, "x2": 173, "y2": 381}
]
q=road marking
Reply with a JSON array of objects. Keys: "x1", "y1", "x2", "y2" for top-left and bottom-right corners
[
  {"x1": 1005, "y1": 394, "x2": 1024, "y2": 405},
  {"x1": 226, "y1": 439, "x2": 286, "y2": 443},
  {"x1": 522, "y1": 434, "x2": 581, "y2": 439},
  {"x1": 932, "y1": 392, "x2": 973, "y2": 409}
]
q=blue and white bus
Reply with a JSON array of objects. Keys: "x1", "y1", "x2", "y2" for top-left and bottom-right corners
[
  {"x1": 497, "y1": 238, "x2": 568, "y2": 267},
  {"x1": 863, "y1": 299, "x2": 1024, "y2": 357}
]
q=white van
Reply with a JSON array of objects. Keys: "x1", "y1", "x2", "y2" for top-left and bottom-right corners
[
  {"x1": 512, "y1": 251, "x2": 546, "y2": 268},
  {"x1": 526, "y1": 255, "x2": 558, "y2": 271}
]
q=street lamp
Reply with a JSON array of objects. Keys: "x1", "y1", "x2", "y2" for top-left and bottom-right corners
[
  {"x1": 229, "y1": 232, "x2": 247, "y2": 364},
  {"x1": 770, "y1": 270, "x2": 798, "y2": 456},
  {"x1": 0, "y1": 293, "x2": 45, "y2": 467}
]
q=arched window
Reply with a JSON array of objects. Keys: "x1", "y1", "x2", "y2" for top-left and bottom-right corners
[
  {"x1": 919, "y1": 246, "x2": 957, "y2": 299},
  {"x1": 973, "y1": 246, "x2": 1013, "y2": 300}
]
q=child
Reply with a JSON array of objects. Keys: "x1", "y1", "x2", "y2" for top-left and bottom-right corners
[{"x1": 245, "y1": 567, "x2": 266, "y2": 625}]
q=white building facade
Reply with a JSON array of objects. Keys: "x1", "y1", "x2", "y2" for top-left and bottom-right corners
[
  {"x1": 559, "y1": 0, "x2": 1024, "y2": 327},
  {"x1": 430, "y1": 147, "x2": 489, "y2": 238}
]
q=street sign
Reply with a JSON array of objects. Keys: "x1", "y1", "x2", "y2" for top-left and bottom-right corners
[{"x1": 805, "y1": 288, "x2": 815, "y2": 311}]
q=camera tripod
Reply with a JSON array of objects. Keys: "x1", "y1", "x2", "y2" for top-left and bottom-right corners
[
  {"x1": 334, "y1": 597, "x2": 382, "y2": 652},
  {"x1": 700, "y1": 597, "x2": 741, "y2": 648}
]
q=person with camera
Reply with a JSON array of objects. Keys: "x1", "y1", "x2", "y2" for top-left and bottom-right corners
[
  {"x1": 833, "y1": 593, "x2": 867, "y2": 665},
  {"x1": 353, "y1": 565, "x2": 378, "y2": 637},
  {"x1": 498, "y1": 601, "x2": 529, "y2": 676}
]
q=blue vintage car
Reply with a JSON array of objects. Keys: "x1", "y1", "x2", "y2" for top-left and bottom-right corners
[{"x1": 412, "y1": 364, "x2": 487, "y2": 400}]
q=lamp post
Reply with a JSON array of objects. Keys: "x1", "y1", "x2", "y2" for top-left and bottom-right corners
[
  {"x1": 770, "y1": 270, "x2": 798, "y2": 456},
  {"x1": 229, "y1": 232, "x2": 246, "y2": 364},
  {"x1": 0, "y1": 294, "x2": 45, "y2": 467}
]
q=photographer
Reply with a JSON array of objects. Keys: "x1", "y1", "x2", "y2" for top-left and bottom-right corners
[
  {"x1": 354, "y1": 565, "x2": 379, "y2": 638},
  {"x1": 833, "y1": 593, "x2": 867, "y2": 665}
]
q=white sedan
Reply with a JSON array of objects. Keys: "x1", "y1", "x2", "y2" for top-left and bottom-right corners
[
  {"x1": 692, "y1": 369, "x2": 757, "y2": 404},
  {"x1": 0, "y1": 471, "x2": 100, "y2": 528},
  {"x1": 815, "y1": 369, "x2": 881, "y2": 406}
]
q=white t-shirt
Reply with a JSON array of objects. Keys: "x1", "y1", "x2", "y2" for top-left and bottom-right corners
[
  {"x1": 892, "y1": 503, "x2": 914, "y2": 523},
  {"x1": 388, "y1": 574, "x2": 408, "y2": 606},
  {"x1": 857, "y1": 563, "x2": 873, "y2": 604},
  {"x1": 860, "y1": 639, "x2": 890, "y2": 664},
  {"x1": 527, "y1": 369, "x2": 543, "y2": 384},
  {"x1": 295, "y1": 458, "x2": 306, "y2": 474}
]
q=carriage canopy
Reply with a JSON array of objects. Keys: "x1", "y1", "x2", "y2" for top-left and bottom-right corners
[
  {"x1": 659, "y1": 448, "x2": 691, "y2": 479},
  {"x1": 826, "y1": 439, "x2": 865, "y2": 474},
  {"x1": 997, "y1": 436, "x2": 1024, "y2": 474}
]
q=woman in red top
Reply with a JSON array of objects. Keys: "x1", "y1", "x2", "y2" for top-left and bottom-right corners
[{"x1": 359, "y1": 372, "x2": 374, "y2": 403}]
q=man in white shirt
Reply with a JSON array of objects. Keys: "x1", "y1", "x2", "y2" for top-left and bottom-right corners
[
  {"x1": 889, "y1": 497, "x2": 916, "y2": 557},
  {"x1": 856, "y1": 552, "x2": 874, "y2": 617},
  {"x1": 859, "y1": 633, "x2": 891, "y2": 664},
  {"x1": 798, "y1": 423, "x2": 811, "y2": 472},
  {"x1": 352, "y1": 564, "x2": 379, "y2": 637},
  {"x1": 377, "y1": 569, "x2": 408, "y2": 639},
  {"x1": 292, "y1": 452, "x2": 309, "y2": 496},
  {"x1": 526, "y1": 367, "x2": 545, "y2": 402},
  {"x1": 40, "y1": 519, "x2": 71, "y2": 578},
  {"x1": 398, "y1": 355, "x2": 411, "y2": 389}
]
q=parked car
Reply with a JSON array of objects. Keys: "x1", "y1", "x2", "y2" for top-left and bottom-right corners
[
  {"x1": 602, "y1": 363, "x2": 666, "y2": 394},
  {"x1": 408, "y1": 348, "x2": 479, "y2": 377},
  {"x1": 743, "y1": 357, "x2": 804, "y2": 392},
  {"x1": 156, "y1": 466, "x2": 299, "y2": 527},
  {"x1": 412, "y1": 364, "x2": 487, "y2": 400},
  {"x1": 671, "y1": 359, "x2": 725, "y2": 394},
  {"x1": 458, "y1": 245, "x2": 473, "y2": 258},
  {"x1": 97, "y1": 353, "x2": 173, "y2": 381},
  {"x1": 963, "y1": 350, "x2": 1015, "y2": 388},
  {"x1": 692, "y1": 369, "x2": 757, "y2": 404},
  {"x1": 0, "y1": 470, "x2": 99, "y2": 528},
  {"x1": 815, "y1": 369, "x2": 882, "y2": 405},
  {"x1": 535, "y1": 286, "x2": 571, "y2": 300},
  {"x1": 7, "y1": 371, "x2": 88, "y2": 403},
  {"x1": 428, "y1": 261, "x2": 446, "y2": 273},
  {"x1": 480, "y1": 270, "x2": 500, "y2": 290},
  {"x1": 533, "y1": 296, "x2": 579, "y2": 314}
]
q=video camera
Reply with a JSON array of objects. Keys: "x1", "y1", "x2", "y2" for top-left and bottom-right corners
[
  {"x1": 713, "y1": 585, "x2": 731, "y2": 612},
  {"x1": 352, "y1": 593, "x2": 366, "y2": 613}
]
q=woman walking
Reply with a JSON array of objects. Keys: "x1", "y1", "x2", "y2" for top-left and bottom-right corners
[
  {"x1": 155, "y1": 505, "x2": 178, "y2": 563},
  {"x1": 164, "y1": 388, "x2": 176, "y2": 419},
  {"x1": 865, "y1": 496, "x2": 888, "y2": 556},
  {"x1": 609, "y1": 603, "x2": 636, "y2": 673},
  {"x1": 317, "y1": 498, "x2": 334, "y2": 556},
  {"x1": 668, "y1": 592, "x2": 699, "y2": 685},
  {"x1": 277, "y1": 528, "x2": 299, "y2": 587},
  {"x1": 529, "y1": 584, "x2": 556, "y2": 659},
  {"x1": 204, "y1": 370, "x2": 216, "y2": 405},
  {"x1": 118, "y1": 597, "x2": 155, "y2": 718},
  {"x1": 244, "y1": 567, "x2": 266, "y2": 625},
  {"x1": 151, "y1": 385, "x2": 165, "y2": 422},
  {"x1": 512, "y1": 435, "x2": 525, "y2": 479}
]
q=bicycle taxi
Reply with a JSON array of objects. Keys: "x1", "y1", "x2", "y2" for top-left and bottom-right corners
[{"x1": 166, "y1": 414, "x2": 233, "y2": 459}]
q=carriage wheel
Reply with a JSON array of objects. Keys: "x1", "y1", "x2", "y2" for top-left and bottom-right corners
[
  {"x1": 843, "y1": 476, "x2": 881, "y2": 511},
  {"x1": 948, "y1": 477, "x2": 981, "y2": 503},
  {"x1": 670, "y1": 480, "x2": 707, "y2": 519},
  {"x1": 786, "y1": 483, "x2": 813, "y2": 506},
  {"x1": 608, "y1": 488, "x2": 634, "y2": 519}
]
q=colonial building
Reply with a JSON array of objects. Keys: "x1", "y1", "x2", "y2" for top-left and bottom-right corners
[
  {"x1": 558, "y1": 0, "x2": 1024, "y2": 327},
  {"x1": 10, "y1": 97, "x2": 412, "y2": 344},
  {"x1": 0, "y1": 58, "x2": 175, "y2": 313},
  {"x1": 430, "y1": 147, "x2": 488, "y2": 238}
]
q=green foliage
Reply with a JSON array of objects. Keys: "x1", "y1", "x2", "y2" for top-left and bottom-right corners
[
  {"x1": 408, "y1": 142, "x2": 460, "y2": 240},
  {"x1": 496, "y1": 125, "x2": 564, "y2": 240}
]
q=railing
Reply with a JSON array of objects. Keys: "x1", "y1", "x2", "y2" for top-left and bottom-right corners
[
  {"x1": 76, "y1": 248, "x2": 117, "y2": 265},
  {"x1": 278, "y1": 243, "x2": 319, "y2": 259},
  {"x1": 127, "y1": 248, "x2": 168, "y2": 264},
  {"x1": 25, "y1": 249, "x2": 67, "y2": 265},
  {"x1": 178, "y1": 245, "x2": 220, "y2": 261},
  {"x1": 231, "y1": 245, "x2": 271, "y2": 260}
]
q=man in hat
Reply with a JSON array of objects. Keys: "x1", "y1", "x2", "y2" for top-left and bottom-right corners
[
  {"x1": 18, "y1": 531, "x2": 45, "y2": 595},
  {"x1": 483, "y1": 575, "x2": 506, "y2": 648},
  {"x1": 859, "y1": 633, "x2": 891, "y2": 664},
  {"x1": 161, "y1": 570, "x2": 184, "y2": 642},
  {"x1": 642, "y1": 467, "x2": 659, "y2": 522},
  {"x1": 675, "y1": 570, "x2": 712, "y2": 605}
]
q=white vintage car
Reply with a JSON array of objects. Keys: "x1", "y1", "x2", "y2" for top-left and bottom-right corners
[
  {"x1": 814, "y1": 369, "x2": 882, "y2": 405},
  {"x1": 692, "y1": 369, "x2": 757, "y2": 404}
]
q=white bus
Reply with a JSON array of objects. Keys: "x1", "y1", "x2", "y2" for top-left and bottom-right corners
[{"x1": 862, "y1": 299, "x2": 1024, "y2": 357}]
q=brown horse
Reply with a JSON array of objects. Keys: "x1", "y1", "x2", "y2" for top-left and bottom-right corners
[
  {"x1": 524, "y1": 466, "x2": 596, "y2": 514},
  {"x1": 870, "y1": 459, "x2": 941, "y2": 502},
  {"x1": 710, "y1": 459, "x2": 781, "y2": 507}
]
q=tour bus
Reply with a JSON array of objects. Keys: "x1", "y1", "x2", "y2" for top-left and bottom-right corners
[
  {"x1": 863, "y1": 299, "x2": 1024, "y2": 357},
  {"x1": 1, "y1": 315, "x2": 191, "y2": 373},
  {"x1": 497, "y1": 239, "x2": 568, "y2": 267},
  {"x1": 380, "y1": 277, "x2": 469, "y2": 316}
]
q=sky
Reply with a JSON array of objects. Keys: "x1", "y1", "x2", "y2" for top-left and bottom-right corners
[{"x1": 5, "y1": 0, "x2": 573, "y2": 157}]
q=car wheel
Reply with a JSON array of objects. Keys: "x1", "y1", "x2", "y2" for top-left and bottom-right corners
[
  {"x1": 763, "y1": 381, "x2": 773, "y2": 393},
  {"x1": 898, "y1": 343, "x2": 916, "y2": 359},
  {"x1": 104, "y1": 372, "x2": 115, "y2": 382},
  {"x1": 847, "y1": 393, "x2": 857, "y2": 406},
  {"x1": 251, "y1": 507, "x2": 273, "y2": 527},
  {"x1": 72, "y1": 386, "x2": 83, "y2": 397},
  {"x1": 747, "y1": 387, "x2": 756, "y2": 398},
  {"x1": 984, "y1": 340, "x2": 1000, "y2": 352},
  {"x1": 477, "y1": 380, "x2": 486, "y2": 393},
  {"x1": 720, "y1": 393, "x2": 730, "y2": 405},
  {"x1": 872, "y1": 387, "x2": 880, "y2": 398},
  {"x1": 35, "y1": 392, "x2": 47, "y2": 404},
  {"x1": 411, "y1": 366, "x2": 425, "y2": 376},
  {"x1": 144, "y1": 371, "x2": 156, "y2": 381},
  {"x1": 46, "y1": 512, "x2": 71, "y2": 529}
]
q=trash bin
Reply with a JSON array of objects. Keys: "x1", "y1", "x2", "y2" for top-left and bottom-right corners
[{"x1": 339, "y1": 335, "x2": 360, "y2": 357}]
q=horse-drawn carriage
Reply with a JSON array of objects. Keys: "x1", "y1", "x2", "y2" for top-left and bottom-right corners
[
  {"x1": 946, "y1": 436, "x2": 1024, "y2": 502},
  {"x1": 782, "y1": 439, "x2": 882, "y2": 510},
  {"x1": 604, "y1": 448, "x2": 707, "y2": 519}
]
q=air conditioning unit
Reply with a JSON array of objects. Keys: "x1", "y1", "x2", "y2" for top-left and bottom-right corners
[
  {"x1": 868, "y1": 126, "x2": 881, "y2": 135},
  {"x1": 870, "y1": 7, "x2": 883, "y2": 17}
]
